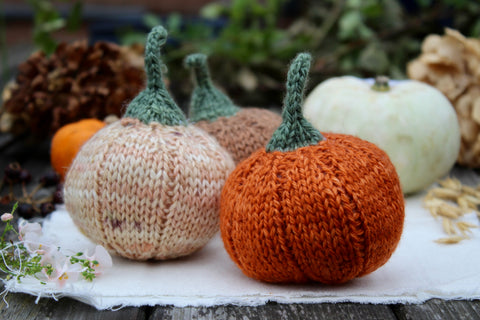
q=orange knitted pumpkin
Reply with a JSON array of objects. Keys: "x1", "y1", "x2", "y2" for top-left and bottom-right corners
[
  {"x1": 50, "y1": 119, "x2": 106, "y2": 180},
  {"x1": 220, "y1": 53, "x2": 405, "y2": 284}
]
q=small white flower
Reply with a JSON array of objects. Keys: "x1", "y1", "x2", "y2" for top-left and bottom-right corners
[
  {"x1": 87, "y1": 245, "x2": 113, "y2": 274},
  {"x1": 18, "y1": 220, "x2": 42, "y2": 242},
  {"x1": 47, "y1": 259, "x2": 81, "y2": 288},
  {"x1": 1, "y1": 218, "x2": 113, "y2": 288}
]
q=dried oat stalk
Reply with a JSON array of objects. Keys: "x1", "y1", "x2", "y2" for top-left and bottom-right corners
[
  {"x1": 424, "y1": 177, "x2": 479, "y2": 244},
  {"x1": 0, "y1": 41, "x2": 145, "y2": 137},
  {"x1": 408, "y1": 28, "x2": 480, "y2": 167}
]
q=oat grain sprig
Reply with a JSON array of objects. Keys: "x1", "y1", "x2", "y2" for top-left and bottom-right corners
[{"x1": 424, "y1": 177, "x2": 480, "y2": 244}]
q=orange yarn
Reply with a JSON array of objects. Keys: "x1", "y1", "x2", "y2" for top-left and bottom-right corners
[{"x1": 220, "y1": 133, "x2": 405, "y2": 284}]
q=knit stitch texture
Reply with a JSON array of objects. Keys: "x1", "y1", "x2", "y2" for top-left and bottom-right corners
[
  {"x1": 65, "y1": 118, "x2": 234, "y2": 260},
  {"x1": 194, "y1": 108, "x2": 282, "y2": 164},
  {"x1": 266, "y1": 53, "x2": 323, "y2": 152},
  {"x1": 124, "y1": 26, "x2": 186, "y2": 126},
  {"x1": 220, "y1": 52, "x2": 404, "y2": 284},
  {"x1": 185, "y1": 53, "x2": 240, "y2": 122},
  {"x1": 64, "y1": 26, "x2": 235, "y2": 260},
  {"x1": 185, "y1": 53, "x2": 282, "y2": 164},
  {"x1": 220, "y1": 134, "x2": 405, "y2": 283}
]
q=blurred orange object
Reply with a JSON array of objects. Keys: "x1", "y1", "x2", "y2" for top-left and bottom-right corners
[{"x1": 50, "y1": 119, "x2": 106, "y2": 180}]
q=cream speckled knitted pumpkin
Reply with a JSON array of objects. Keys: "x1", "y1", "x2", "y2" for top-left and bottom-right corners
[{"x1": 64, "y1": 26, "x2": 235, "y2": 261}]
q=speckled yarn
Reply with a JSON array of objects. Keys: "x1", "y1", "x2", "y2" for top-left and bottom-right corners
[
  {"x1": 220, "y1": 53, "x2": 405, "y2": 284},
  {"x1": 185, "y1": 54, "x2": 282, "y2": 164},
  {"x1": 65, "y1": 118, "x2": 233, "y2": 260},
  {"x1": 194, "y1": 108, "x2": 281, "y2": 164},
  {"x1": 64, "y1": 26, "x2": 235, "y2": 260}
]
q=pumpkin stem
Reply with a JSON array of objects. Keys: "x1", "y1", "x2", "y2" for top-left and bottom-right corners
[
  {"x1": 124, "y1": 26, "x2": 187, "y2": 126},
  {"x1": 266, "y1": 53, "x2": 324, "y2": 152},
  {"x1": 371, "y1": 76, "x2": 390, "y2": 92},
  {"x1": 185, "y1": 53, "x2": 240, "y2": 122}
]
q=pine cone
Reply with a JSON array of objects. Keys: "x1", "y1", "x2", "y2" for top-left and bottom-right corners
[
  {"x1": 0, "y1": 41, "x2": 145, "y2": 138},
  {"x1": 408, "y1": 28, "x2": 480, "y2": 167}
]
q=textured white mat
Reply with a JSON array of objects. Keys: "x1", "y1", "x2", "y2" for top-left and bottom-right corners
[{"x1": 4, "y1": 192, "x2": 480, "y2": 310}]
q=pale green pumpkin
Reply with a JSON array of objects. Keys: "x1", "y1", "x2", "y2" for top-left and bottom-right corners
[{"x1": 303, "y1": 76, "x2": 461, "y2": 194}]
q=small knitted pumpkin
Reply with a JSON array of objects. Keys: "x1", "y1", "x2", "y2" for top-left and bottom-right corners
[
  {"x1": 220, "y1": 53, "x2": 405, "y2": 284},
  {"x1": 185, "y1": 53, "x2": 282, "y2": 164},
  {"x1": 64, "y1": 26, "x2": 235, "y2": 261},
  {"x1": 50, "y1": 118, "x2": 106, "y2": 180}
]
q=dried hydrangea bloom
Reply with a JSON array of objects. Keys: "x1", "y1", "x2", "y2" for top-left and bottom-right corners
[{"x1": 408, "y1": 28, "x2": 480, "y2": 167}]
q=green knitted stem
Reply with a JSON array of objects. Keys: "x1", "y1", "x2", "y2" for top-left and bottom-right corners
[
  {"x1": 124, "y1": 26, "x2": 186, "y2": 126},
  {"x1": 185, "y1": 53, "x2": 240, "y2": 122},
  {"x1": 371, "y1": 76, "x2": 390, "y2": 92},
  {"x1": 266, "y1": 53, "x2": 324, "y2": 153}
]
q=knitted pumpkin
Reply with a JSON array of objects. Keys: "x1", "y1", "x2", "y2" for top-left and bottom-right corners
[
  {"x1": 220, "y1": 53, "x2": 405, "y2": 284},
  {"x1": 185, "y1": 53, "x2": 282, "y2": 164},
  {"x1": 50, "y1": 118, "x2": 106, "y2": 180},
  {"x1": 64, "y1": 26, "x2": 235, "y2": 261}
]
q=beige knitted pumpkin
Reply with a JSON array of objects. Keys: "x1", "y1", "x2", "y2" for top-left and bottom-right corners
[{"x1": 64, "y1": 26, "x2": 234, "y2": 261}]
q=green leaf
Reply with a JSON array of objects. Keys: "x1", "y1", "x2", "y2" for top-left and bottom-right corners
[
  {"x1": 143, "y1": 13, "x2": 162, "y2": 29},
  {"x1": 347, "y1": 0, "x2": 362, "y2": 8},
  {"x1": 11, "y1": 202, "x2": 18, "y2": 214},
  {"x1": 338, "y1": 11, "x2": 363, "y2": 40},
  {"x1": 415, "y1": 0, "x2": 433, "y2": 8},
  {"x1": 200, "y1": 3, "x2": 227, "y2": 19},
  {"x1": 38, "y1": 17, "x2": 66, "y2": 33},
  {"x1": 230, "y1": 0, "x2": 250, "y2": 26},
  {"x1": 380, "y1": 0, "x2": 404, "y2": 29},
  {"x1": 33, "y1": 31, "x2": 57, "y2": 55},
  {"x1": 339, "y1": 55, "x2": 356, "y2": 72},
  {"x1": 361, "y1": 2, "x2": 383, "y2": 18},
  {"x1": 442, "y1": 0, "x2": 468, "y2": 8},
  {"x1": 358, "y1": 24, "x2": 374, "y2": 39},
  {"x1": 117, "y1": 31, "x2": 147, "y2": 46},
  {"x1": 66, "y1": 2, "x2": 83, "y2": 31},
  {"x1": 358, "y1": 42, "x2": 389, "y2": 74},
  {"x1": 470, "y1": 20, "x2": 480, "y2": 37}
]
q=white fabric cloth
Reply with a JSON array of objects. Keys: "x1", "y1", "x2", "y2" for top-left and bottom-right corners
[{"x1": 4, "y1": 192, "x2": 480, "y2": 310}]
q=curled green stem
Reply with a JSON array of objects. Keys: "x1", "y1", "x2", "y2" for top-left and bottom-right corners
[
  {"x1": 266, "y1": 53, "x2": 324, "y2": 152},
  {"x1": 185, "y1": 53, "x2": 239, "y2": 122},
  {"x1": 185, "y1": 54, "x2": 211, "y2": 89},
  {"x1": 124, "y1": 25, "x2": 186, "y2": 126}
]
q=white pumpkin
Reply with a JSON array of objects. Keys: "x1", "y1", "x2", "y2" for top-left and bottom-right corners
[{"x1": 303, "y1": 76, "x2": 461, "y2": 194}]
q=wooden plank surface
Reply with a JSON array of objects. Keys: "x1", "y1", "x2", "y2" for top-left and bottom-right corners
[
  {"x1": 2, "y1": 296, "x2": 480, "y2": 320},
  {"x1": 0, "y1": 292, "x2": 147, "y2": 320},
  {"x1": 150, "y1": 303, "x2": 398, "y2": 320},
  {"x1": 392, "y1": 299, "x2": 480, "y2": 320}
]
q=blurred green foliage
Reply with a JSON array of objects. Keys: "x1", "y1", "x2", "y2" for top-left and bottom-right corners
[
  {"x1": 5, "y1": 0, "x2": 478, "y2": 108},
  {"x1": 118, "y1": 0, "x2": 480, "y2": 107},
  {"x1": 27, "y1": 0, "x2": 83, "y2": 56}
]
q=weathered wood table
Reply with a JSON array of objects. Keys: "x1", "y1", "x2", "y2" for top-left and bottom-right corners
[{"x1": 0, "y1": 134, "x2": 479, "y2": 320}]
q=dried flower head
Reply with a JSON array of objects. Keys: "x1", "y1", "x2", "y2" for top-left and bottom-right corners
[
  {"x1": 408, "y1": 28, "x2": 480, "y2": 167},
  {"x1": 1, "y1": 41, "x2": 145, "y2": 137}
]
